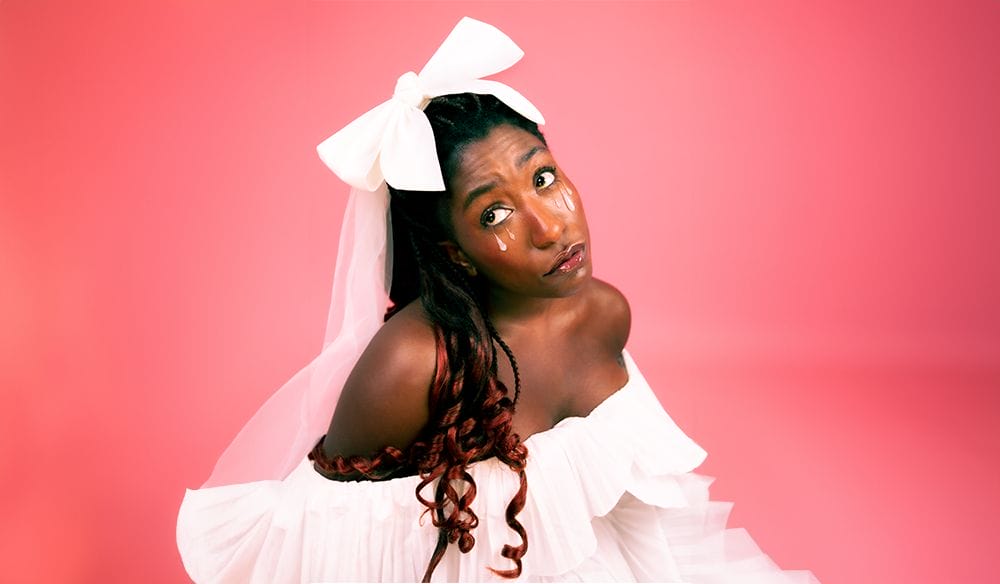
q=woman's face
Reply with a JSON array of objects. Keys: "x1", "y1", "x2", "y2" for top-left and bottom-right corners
[{"x1": 444, "y1": 124, "x2": 592, "y2": 301}]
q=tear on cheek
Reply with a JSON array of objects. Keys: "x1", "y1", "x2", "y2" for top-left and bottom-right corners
[
  {"x1": 493, "y1": 230, "x2": 508, "y2": 252},
  {"x1": 558, "y1": 184, "x2": 576, "y2": 211}
]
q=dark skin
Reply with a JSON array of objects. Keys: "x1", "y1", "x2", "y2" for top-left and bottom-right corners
[{"x1": 323, "y1": 125, "x2": 630, "y2": 463}]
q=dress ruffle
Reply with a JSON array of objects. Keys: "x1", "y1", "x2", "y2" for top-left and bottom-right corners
[{"x1": 177, "y1": 352, "x2": 819, "y2": 583}]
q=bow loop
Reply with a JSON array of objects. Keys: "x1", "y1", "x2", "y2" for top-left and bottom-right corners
[
  {"x1": 317, "y1": 17, "x2": 544, "y2": 192},
  {"x1": 417, "y1": 17, "x2": 524, "y2": 90}
]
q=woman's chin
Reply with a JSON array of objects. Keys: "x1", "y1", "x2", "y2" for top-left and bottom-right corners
[{"x1": 543, "y1": 262, "x2": 594, "y2": 298}]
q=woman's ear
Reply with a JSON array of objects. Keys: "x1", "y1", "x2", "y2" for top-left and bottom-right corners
[{"x1": 439, "y1": 241, "x2": 478, "y2": 277}]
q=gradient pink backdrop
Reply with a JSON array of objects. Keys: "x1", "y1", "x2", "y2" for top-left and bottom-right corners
[{"x1": 2, "y1": 1, "x2": 998, "y2": 582}]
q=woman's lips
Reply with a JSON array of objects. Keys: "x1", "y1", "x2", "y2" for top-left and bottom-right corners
[{"x1": 545, "y1": 243, "x2": 586, "y2": 276}]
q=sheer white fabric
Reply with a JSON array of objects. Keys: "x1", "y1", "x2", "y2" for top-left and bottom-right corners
[
  {"x1": 179, "y1": 352, "x2": 820, "y2": 583},
  {"x1": 202, "y1": 185, "x2": 391, "y2": 487}
]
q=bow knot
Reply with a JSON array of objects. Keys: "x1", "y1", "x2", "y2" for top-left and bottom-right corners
[
  {"x1": 393, "y1": 71, "x2": 430, "y2": 110},
  {"x1": 317, "y1": 17, "x2": 545, "y2": 192}
]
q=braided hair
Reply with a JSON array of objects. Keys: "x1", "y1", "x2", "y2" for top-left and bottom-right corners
[{"x1": 310, "y1": 94, "x2": 547, "y2": 580}]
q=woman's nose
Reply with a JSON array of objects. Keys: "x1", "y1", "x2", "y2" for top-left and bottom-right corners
[{"x1": 526, "y1": 197, "x2": 565, "y2": 248}]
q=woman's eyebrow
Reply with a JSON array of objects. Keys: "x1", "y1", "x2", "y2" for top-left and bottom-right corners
[
  {"x1": 517, "y1": 146, "x2": 547, "y2": 169},
  {"x1": 463, "y1": 182, "x2": 496, "y2": 210},
  {"x1": 463, "y1": 146, "x2": 549, "y2": 210}
]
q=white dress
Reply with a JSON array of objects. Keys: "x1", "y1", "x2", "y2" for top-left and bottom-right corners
[{"x1": 176, "y1": 351, "x2": 820, "y2": 583}]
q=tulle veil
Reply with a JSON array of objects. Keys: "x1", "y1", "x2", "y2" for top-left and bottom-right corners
[{"x1": 202, "y1": 185, "x2": 391, "y2": 487}]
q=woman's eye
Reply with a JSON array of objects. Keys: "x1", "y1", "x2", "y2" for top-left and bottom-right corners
[
  {"x1": 481, "y1": 207, "x2": 513, "y2": 227},
  {"x1": 535, "y1": 170, "x2": 556, "y2": 189}
]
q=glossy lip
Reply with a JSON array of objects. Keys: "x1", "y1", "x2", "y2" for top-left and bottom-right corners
[{"x1": 544, "y1": 242, "x2": 586, "y2": 276}]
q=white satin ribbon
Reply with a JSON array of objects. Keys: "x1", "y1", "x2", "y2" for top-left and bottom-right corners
[{"x1": 316, "y1": 16, "x2": 545, "y2": 192}]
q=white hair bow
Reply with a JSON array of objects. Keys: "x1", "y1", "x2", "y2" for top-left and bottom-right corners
[{"x1": 316, "y1": 17, "x2": 545, "y2": 192}]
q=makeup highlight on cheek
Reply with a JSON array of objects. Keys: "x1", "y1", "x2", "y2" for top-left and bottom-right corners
[
  {"x1": 493, "y1": 229, "x2": 508, "y2": 252},
  {"x1": 547, "y1": 182, "x2": 576, "y2": 212},
  {"x1": 558, "y1": 183, "x2": 576, "y2": 211}
]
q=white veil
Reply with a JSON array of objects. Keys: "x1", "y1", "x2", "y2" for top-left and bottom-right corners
[
  {"x1": 203, "y1": 186, "x2": 390, "y2": 487},
  {"x1": 201, "y1": 17, "x2": 543, "y2": 487}
]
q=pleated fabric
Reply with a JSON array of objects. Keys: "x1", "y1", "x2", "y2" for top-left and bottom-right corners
[{"x1": 177, "y1": 352, "x2": 820, "y2": 583}]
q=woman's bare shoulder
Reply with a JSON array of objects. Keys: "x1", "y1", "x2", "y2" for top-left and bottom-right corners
[
  {"x1": 583, "y1": 278, "x2": 631, "y2": 351},
  {"x1": 322, "y1": 301, "x2": 437, "y2": 459}
]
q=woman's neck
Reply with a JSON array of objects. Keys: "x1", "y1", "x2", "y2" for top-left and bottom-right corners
[{"x1": 485, "y1": 281, "x2": 589, "y2": 330}]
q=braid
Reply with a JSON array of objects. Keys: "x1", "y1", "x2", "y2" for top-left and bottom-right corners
[
  {"x1": 483, "y1": 315, "x2": 521, "y2": 408},
  {"x1": 311, "y1": 93, "x2": 543, "y2": 580}
]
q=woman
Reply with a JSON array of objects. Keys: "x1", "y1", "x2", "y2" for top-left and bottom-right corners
[{"x1": 177, "y1": 18, "x2": 819, "y2": 583}]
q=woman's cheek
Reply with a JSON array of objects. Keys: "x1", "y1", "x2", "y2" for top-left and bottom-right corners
[{"x1": 489, "y1": 226, "x2": 519, "y2": 254}]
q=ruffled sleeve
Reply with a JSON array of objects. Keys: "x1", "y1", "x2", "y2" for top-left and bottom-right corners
[{"x1": 177, "y1": 460, "x2": 440, "y2": 582}]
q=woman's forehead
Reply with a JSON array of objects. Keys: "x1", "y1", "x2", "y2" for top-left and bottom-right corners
[{"x1": 452, "y1": 125, "x2": 549, "y2": 185}]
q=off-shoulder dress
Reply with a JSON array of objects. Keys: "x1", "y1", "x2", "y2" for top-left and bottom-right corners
[{"x1": 177, "y1": 351, "x2": 819, "y2": 583}]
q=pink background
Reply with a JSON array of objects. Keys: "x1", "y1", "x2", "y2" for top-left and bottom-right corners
[{"x1": 2, "y1": 1, "x2": 998, "y2": 582}]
